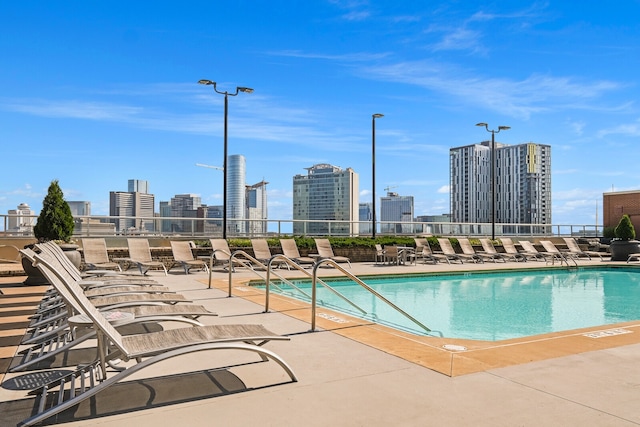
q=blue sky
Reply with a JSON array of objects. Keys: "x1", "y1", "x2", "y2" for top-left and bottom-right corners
[{"x1": 2, "y1": 1, "x2": 640, "y2": 228}]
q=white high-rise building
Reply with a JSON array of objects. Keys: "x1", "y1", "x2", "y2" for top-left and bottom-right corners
[
  {"x1": 227, "y1": 154, "x2": 246, "y2": 234},
  {"x1": 246, "y1": 180, "x2": 268, "y2": 235},
  {"x1": 7, "y1": 203, "x2": 36, "y2": 233},
  {"x1": 450, "y1": 141, "x2": 551, "y2": 232},
  {"x1": 293, "y1": 163, "x2": 359, "y2": 235}
]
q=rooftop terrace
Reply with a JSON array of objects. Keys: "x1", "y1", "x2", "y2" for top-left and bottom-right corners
[{"x1": 1, "y1": 258, "x2": 639, "y2": 426}]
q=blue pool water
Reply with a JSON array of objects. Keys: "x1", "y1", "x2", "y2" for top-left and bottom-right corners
[{"x1": 260, "y1": 267, "x2": 640, "y2": 341}]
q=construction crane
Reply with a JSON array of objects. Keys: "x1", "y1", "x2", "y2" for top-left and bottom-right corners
[
  {"x1": 383, "y1": 185, "x2": 399, "y2": 197},
  {"x1": 195, "y1": 163, "x2": 223, "y2": 171}
]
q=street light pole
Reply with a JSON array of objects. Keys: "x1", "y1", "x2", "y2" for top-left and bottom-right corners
[
  {"x1": 475, "y1": 122, "x2": 510, "y2": 240},
  {"x1": 198, "y1": 79, "x2": 253, "y2": 239},
  {"x1": 372, "y1": 113, "x2": 384, "y2": 239}
]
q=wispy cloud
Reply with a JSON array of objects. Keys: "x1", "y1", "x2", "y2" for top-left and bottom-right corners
[
  {"x1": 1, "y1": 98, "x2": 144, "y2": 120},
  {"x1": 365, "y1": 61, "x2": 624, "y2": 119},
  {"x1": 431, "y1": 27, "x2": 484, "y2": 53},
  {"x1": 1, "y1": 183, "x2": 41, "y2": 199},
  {"x1": 329, "y1": 0, "x2": 374, "y2": 21},
  {"x1": 597, "y1": 118, "x2": 640, "y2": 137},
  {"x1": 267, "y1": 50, "x2": 390, "y2": 62},
  {"x1": 0, "y1": 93, "x2": 366, "y2": 150},
  {"x1": 427, "y1": 4, "x2": 548, "y2": 54},
  {"x1": 272, "y1": 48, "x2": 613, "y2": 120},
  {"x1": 567, "y1": 119, "x2": 586, "y2": 135}
]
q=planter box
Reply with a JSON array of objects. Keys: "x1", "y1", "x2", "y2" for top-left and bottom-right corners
[{"x1": 609, "y1": 240, "x2": 640, "y2": 262}]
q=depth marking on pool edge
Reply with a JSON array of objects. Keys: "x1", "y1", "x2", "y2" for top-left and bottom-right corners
[
  {"x1": 317, "y1": 312, "x2": 349, "y2": 324},
  {"x1": 583, "y1": 328, "x2": 632, "y2": 339}
]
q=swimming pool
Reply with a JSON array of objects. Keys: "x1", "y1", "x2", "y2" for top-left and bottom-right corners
[{"x1": 258, "y1": 267, "x2": 640, "y2": 341}]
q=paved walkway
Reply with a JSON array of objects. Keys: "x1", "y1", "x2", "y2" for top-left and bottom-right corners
[{"x1": 2, "y1": 259, "x2": 640, "y2": 426}]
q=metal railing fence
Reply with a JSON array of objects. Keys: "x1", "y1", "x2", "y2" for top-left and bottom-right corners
[{"x1": 0, "y1": 213, "x2": 605, "y2": 239}]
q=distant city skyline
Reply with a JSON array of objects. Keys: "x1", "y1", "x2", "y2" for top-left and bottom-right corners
[{"x1": 2, "y1": 2, "x2": 638, "y2": 228}]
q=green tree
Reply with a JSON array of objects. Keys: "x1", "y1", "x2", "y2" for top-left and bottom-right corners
[
  {"x1": 614, "y1": 214, "x2": 636, "y2": 240},
  {"x1": 34, "y1": 180, "x2": 75, "y2": 242}
]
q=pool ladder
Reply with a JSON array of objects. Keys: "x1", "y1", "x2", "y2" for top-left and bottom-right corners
[
  {"x1": 220, "y1": 252, "x2": 431, "y2": 335},
  {"x1": 213, "y1": 251, "x2": 367, "y2": 316}
]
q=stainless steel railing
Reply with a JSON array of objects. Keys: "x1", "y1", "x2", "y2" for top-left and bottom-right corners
[{"x1": 0, "y1": 213, "x2": 605, "y2": 238}]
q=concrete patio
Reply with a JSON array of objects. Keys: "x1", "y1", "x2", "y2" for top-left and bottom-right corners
[{"x1": 1, "y1": 258, "x2": 639, "y2": 426}]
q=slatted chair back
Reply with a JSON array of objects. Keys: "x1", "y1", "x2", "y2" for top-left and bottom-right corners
[
  {"x1": 437, "y1": 238, "x2": 457, "y2": 255},
  {"x1": 314, "y1": 239, "x2": 335, "y2": 258},
  {"x1": 480, "y1": 239, "x2": 499, "y2": 254},
  {"x1": 520, "y1": 240, "x2": 540, "y2": 254},
  {"x1": 500, "y1": 238, "x2": 520, "y2": 255},
  {"x1": 540, "y1": 240, "x2": 561, "y2": 253},
  {"x1": 82, "y1": 238, "x2": 110, "y2": 264},
  {"x1": 251, "y1": 239, "x2": 273, "y2": 261},
  {"x1": 127, "y1": 238, "x2": 154, "y2": 263},
  {"x1": 170, "y1": 241, "x2": 196, "y2": 262},
  {"x1": 34, "y1": 251, "x2": 128, "y2": 355},
  {"x1": 209, "y1": 239, "x2": 232, "y2": 261},
  {"x1": 0, "y1": 245, "x2": 20, "y2": 263},
  {"x1": 457, "y1": 238, "x2": 477, "y2": 255},
  {"x1": 280, "y1": 239, "x2": 302, "y2": 259}
]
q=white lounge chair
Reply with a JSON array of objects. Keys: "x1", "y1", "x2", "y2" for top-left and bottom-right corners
[
  {"x1": 539, "y1": 240, "x2": 577, "y2": 265},
  {"x1": 412, "y1": 238, "x2": 447, "y2": 264},
  {"x1": 478, "y1": 238, "x2": 510, "y2": 262},
  {"x1": 20, "y1": 252, "x2": 297, "y2": 427},
  {"x1": 127, "y1": 238, "x2": 168, "y2": 276},
  {"x1": 248, "y1": 239, "x2": 287, "y2": 270},
  {"x1": 563, "y1": 237, "x2": 605, "y2": 261},
  {"x1": 456, "y1": 238, "x2": 489, "y2": 263},
  {"x1": 0, "y1": 244, "x2": 20, "y2": 263},
  {"x1": 437, "y1": 238, "x2": 481, "y2": 263},
  {"x1": 81, "y1": 238, "x2": 122, "y2": 272},
  {"x1": 314, "y1": 238, "x2": 351, "y2": 267},
  {"x1": 435, "y1": 239, "x2": 465, "y2": 264},
  {"x1": 499, "y1": 238, "x2": 532, "y2": 262},
  {"x1": 12, "y1": 248, "x2": 219, "y2": 373},
  {"x1": 516, "y1": 240, "x2": 548, "y2": 262},
  {"x1": 209, "y1": 239, "x2": 247, "y2": 272},
  {"x1": 170, "y1": 240, "x2": 209, "y2": 274},
  {"x1": 280, "y1": 239, "x2": 315, "y2": 267}
]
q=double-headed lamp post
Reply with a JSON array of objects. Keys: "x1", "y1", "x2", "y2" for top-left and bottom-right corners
[
  {"x1": 372, "y1": 113, "x2": 384, "y2": 239},
  {"x1": 475, "y1": 122, "x2": 510, "y2": 240},
  {"x1": 198, "y1": 79, "x2": 253, "y2": 239}
]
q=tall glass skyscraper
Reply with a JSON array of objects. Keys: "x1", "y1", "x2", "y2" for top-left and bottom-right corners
[
  {"x1": 128, "y1": 179, "x2": 149, "y2": 194},
  {"x1": 292, "y1": 163, "x2": 359, "y2": 235},
  {"x1": 227, "y1": 154, "x2": 246, "y2": 234}
]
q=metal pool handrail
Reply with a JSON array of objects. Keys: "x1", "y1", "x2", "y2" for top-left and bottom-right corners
[
  {"x1": 220, "y1": 251, "x2": 366, "y2": 318},
  {"x1": 310, "y1": 258, "x2": 432, "y2": 334},
  {"x1": 222, "y1": 249, "x2": 303, "y2": 297},
  {"x1": 264, "y1": 255, "x2": 367, "y2": 315}
]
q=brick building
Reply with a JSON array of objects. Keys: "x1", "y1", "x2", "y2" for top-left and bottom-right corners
[{"x1": 603, "y1": 190, "x2": 640, "y2": 232}]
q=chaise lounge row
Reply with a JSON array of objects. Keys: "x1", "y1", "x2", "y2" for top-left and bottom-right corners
[
  {"x1": 381, "y1": 237, "x2": 608, "y2": 265},
  {"x1": 12, "y1": 240, "x2": 297, "y2": 426},
  {"x1": 81, "y1": 237, "x2": 352, "y2": 276}
]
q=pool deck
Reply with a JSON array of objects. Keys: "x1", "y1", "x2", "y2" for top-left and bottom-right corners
[{"x1": 2, "y1": 258, "x2": 640, "y2": 426}]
